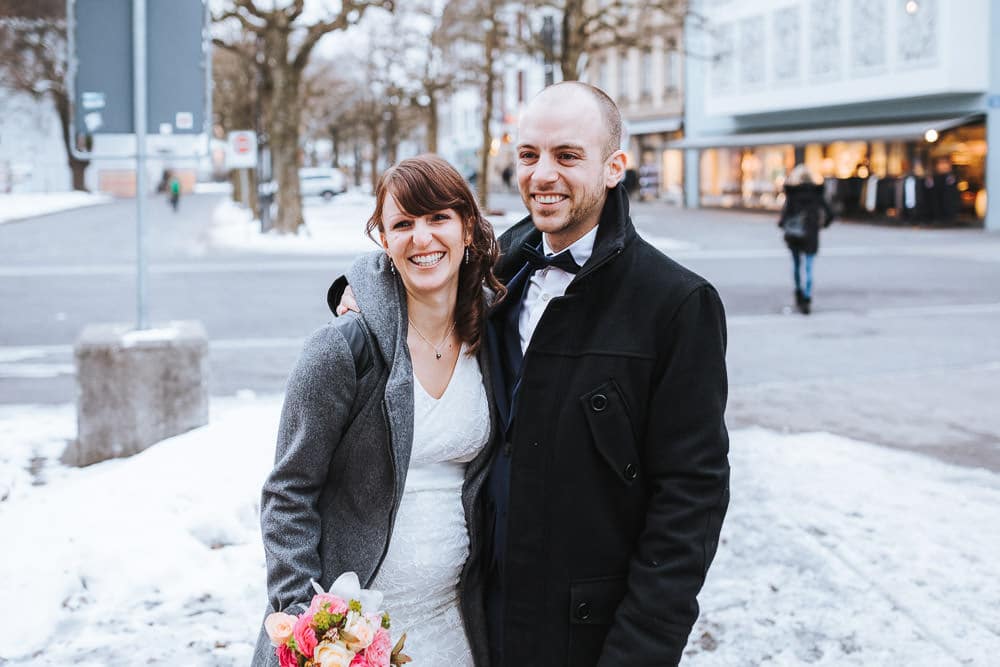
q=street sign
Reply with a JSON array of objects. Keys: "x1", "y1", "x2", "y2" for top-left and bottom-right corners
[
  {"x1": 988, "y1": 95, "x2": 1000, "y2": 109},
  {"x1": 226, "y1": 131, "x2": 259, "y2": 169},
  {"x1": 67, "y1": 0, "x2": 209, "y2": 155}
]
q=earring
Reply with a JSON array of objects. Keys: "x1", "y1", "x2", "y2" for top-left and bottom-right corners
[
  {"x1": 387, "y1": 255, "x2": 395, "y2": 274},
  {"x1": 464, "y1": 246, "x2": 470, "y2": 264}
]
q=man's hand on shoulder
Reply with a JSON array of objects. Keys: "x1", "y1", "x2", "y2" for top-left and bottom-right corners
[{"x1": 337, "y1": 285, "x2": 359, "y2": 316}]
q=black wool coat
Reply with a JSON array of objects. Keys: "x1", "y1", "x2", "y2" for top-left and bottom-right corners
[
  {"x1": 779, "y1": 183, "x2": 834, "y2": 255},
  {"x1": 487, "y1": 184, "x2": 730, "y2": 666}
]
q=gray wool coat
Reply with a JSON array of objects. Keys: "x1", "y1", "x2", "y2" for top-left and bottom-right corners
[{"x1": 251, "y1": 251, "x2": 496, "y2": 667}]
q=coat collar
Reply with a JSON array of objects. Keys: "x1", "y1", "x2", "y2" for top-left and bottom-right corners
[
  {"x1": 497, "y1": 182, "x2": 635, "y2": 283},
  {"x1": 347, "y1": 251, "x2": 414, "y2": 484}
]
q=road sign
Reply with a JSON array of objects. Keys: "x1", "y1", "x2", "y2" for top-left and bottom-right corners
[
  {"x1": 68, "y1": 0, "x2": 209, "y2": 154},
  {"x1": 988, "y1": 95, "x2": 1000, "y2": 109},
  {"x1": 226, "y1": 131, "x2": 259, "y2": 169}
]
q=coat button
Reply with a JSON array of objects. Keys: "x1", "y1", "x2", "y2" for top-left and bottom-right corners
[
  {"x1": 590, "y1": 393, "x2": 608, "y2": 412},
  {"x1": 531, "y1": 440, "x2": 539, "y2": 447},
  {"x1": 624, "y1": 463, "x2": 638, "y2": 480},
  {"x1": 503, "y1": 443, "x2": 512, "y2": 457},
  {"x1": 575, "y1": 602, "x2": 591, "y2": 620}
]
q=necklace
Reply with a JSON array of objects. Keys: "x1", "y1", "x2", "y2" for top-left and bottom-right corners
[{"x1": 407, "y1": 318, "x2": 456, "y2": 360}]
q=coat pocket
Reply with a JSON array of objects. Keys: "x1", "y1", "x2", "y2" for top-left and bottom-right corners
[
  {"x1": 567, "y1": 575, "x2": 628, "y2": 664},
  {"x1": 580, "y1": 379, "x2": 640, "y2": 486}
]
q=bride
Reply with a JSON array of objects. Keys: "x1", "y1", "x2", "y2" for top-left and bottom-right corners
[{"x1": 252, "y1": 154, "x2": 504, "y2": 666}]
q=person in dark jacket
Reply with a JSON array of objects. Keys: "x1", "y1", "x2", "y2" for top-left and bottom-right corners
[
  {"x1": 332, "y1": 83, "x2": 729, "y2": 666},
  {"x1": 484, "y1": 82, "x2": 729, "y2": 666},
  {"x1": 779, "y1": 164, "x2": 834, "y2": 314}
]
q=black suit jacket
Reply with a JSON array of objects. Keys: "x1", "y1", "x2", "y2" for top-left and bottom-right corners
[{"x1": 485, "y1": 184, "x2": 730, "y2": 666}]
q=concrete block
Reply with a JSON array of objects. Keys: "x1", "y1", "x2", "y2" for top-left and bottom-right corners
[{"x1": 66, "y1": 321, "x2": 209, "y2": 467}]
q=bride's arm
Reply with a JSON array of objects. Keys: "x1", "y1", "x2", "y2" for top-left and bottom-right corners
[{"x1": 260, "y1": 324, "x2": 358, "y2": 615}]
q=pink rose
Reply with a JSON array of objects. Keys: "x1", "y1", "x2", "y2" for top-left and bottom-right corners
[
  {"x1": 264, "y1": 612, "x2": 296, "y2": 646},
  {"x1": 349, "y1": 654, "x2": 368, "y2": 667},
  {"x1": 276, "y1": 644, "x2": 298, "y2": 667},
  {"x1": 363, "y1": 628, "x2": 392, "y2": 667},
  {"x1": 310, "y1": 592, "x2": 349, "y2": 615},
  {"x1": 293, "y1": 613, "x2": 318, "y2": 658}
]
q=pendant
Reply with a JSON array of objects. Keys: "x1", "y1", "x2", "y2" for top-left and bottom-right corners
[{"x1": 435, "y1": 352, "x2": 442, "y2": 359}]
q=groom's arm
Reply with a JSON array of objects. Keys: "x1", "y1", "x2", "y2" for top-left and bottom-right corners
[{"x1": 598, "y1": 285, "x2": 731, "y2": 666}]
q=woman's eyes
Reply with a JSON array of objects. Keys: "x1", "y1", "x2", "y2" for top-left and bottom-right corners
[{"x1": 390, "y1": 213, "x2": 450, "y2": 229}]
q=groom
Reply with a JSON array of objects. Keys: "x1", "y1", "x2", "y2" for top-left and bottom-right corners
[{"x1": 482, "y1": 82, "x2": 730, "y2": 666}]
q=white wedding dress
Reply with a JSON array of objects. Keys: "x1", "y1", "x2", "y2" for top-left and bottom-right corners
[{"x1": 370, "y1": 346, "x2": 490, "y2": 665}]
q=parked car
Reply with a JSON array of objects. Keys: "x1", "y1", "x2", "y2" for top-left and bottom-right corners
[{"x1": 299, "y1": 167, "x2": 347, "y2": 200}]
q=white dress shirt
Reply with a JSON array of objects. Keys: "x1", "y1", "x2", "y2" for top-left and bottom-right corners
[{"x1": 518, "y1": 225, "x2": 599, "y2": 354}]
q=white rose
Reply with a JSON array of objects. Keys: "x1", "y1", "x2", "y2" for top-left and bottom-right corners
[
  {"x1": 314, "y1": 640, "x2": 357, "y2": 667},
  {"x1": 344, "y1": 611, "x2": 377, "y2": 651}
]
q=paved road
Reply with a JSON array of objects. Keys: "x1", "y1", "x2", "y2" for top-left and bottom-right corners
[{"x1": 2, "y1": 192, "x2": 999, "y2": 471}]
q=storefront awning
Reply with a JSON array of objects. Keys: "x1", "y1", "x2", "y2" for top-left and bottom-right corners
[
  {"x1": 625, "y1": 117, "x2": 683, "y2": 136},
  {"x1": 667, "y1": 115, "x2": 982, "y2": 149}
]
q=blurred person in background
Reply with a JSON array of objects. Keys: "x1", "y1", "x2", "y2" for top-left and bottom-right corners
[{"x1": 779, "y1": 164, "x2": 834, "y2": 314}]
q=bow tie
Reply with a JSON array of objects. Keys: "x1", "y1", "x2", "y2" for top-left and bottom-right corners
[{"x1": 519, "y1": 242, "x2": 581, "y2": 275}]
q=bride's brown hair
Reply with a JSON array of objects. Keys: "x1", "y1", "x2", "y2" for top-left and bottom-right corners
[{"x1": 366, "y1": 154, "x2": 506, "y2": 354}]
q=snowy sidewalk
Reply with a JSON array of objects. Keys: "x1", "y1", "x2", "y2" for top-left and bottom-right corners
[
  {"x1": 1, "y1": 399, "x2": 997, "y2": 665},
  {"x1": 0, "y1": 192, "x2": 113, "y2": 224}
]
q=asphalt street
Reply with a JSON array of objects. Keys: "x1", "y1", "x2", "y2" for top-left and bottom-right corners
[{"x1": 2, "y1": 191, "x2": 999, "y2": 471}]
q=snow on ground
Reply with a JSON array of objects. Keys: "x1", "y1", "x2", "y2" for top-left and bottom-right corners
[
  {"x1": 0, "y1": 192, "x2": 113, "y2": 224},
  {"x1": 207, "y1": 190, "x2": 694, "y2": 256},
  {"x1": 1, "y1": 399, "x2": 997, "y2": 665}
]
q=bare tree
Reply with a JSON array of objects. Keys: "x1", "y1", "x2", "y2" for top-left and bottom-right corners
[
  {"x1": 213, "y1": 0, "x2": 392, "y2": 234},
  {"x1": 519, "y1": 0, "x2": 691, "y2": 81},
  {"x1": 0, "y1": 0, "x2": 90, "y2": 190}
]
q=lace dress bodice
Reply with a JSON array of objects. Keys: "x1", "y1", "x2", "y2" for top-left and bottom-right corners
[{"x1": 369, "y1": 346, "x2": 490, "y2": 665}]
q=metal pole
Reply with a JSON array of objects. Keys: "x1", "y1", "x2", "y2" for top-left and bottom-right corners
[{"x1": 133, "y1": 0, "x2": 148, "y2": 329}]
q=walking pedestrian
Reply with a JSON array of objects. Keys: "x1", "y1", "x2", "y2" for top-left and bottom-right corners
[
  {"x1": 168, "y1": 173, "x2": 181, "y2": 212},
  {"x1": 779, "y1": 163, "x2": 834, "y2": 314}
]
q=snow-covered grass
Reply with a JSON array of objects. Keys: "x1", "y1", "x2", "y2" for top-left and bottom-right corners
[
  {"x1": 0, "y1": 192, "x2": 113, "y2": 224},
  {"x1": 1, "y1": 399, "x2": 997, "y2": 665}
]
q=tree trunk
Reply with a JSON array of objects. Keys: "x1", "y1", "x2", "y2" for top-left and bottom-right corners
[
  {"x1": 478, "y1": 7, "x2": 498, "y2": 211},
  {"x1": 385, "y1": 109, "x2": 398, "y2": 168},
  {"x1": 53, "y1": 89, "x2": 90, "y2": 191},
  {"x1": 427, "y1": 93, "x2": 438, "y2": 154},
  {"x1": 353, "y1": 140, "x2": 363, "y2": 187},
  {"x1": 369, "y1": 121, "x2": 380, "y2": 192},
  {"x1": 266, "y1": 40, "x2": 305, "y2": 235},
  {"x1": 330, "y1": 127, "x2": 340, "y2": 168},
  {"x1": 560, "y1": 0, "x2": 583, "y2": 81}
]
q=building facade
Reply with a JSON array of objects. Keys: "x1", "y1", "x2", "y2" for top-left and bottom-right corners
[
  {"x1": 588, "y1": 22, "x2": 686, "y2": 204},
  {"x1": 680, "y1": 0, "x2": 997, "y2": 229}
]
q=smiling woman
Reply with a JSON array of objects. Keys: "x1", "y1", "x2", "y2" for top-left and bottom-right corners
[{"x1": 255, "y1": 154, "x2": 505, "y2": 666}]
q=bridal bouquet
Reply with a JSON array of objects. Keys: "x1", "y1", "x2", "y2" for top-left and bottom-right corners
[{"x1": 264, "y1": 572, "x2": 410, "y2": 667}]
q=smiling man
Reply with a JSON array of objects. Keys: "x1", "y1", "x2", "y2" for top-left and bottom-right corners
[{"x1": 483, "y1": 82, "x2": 731, "y2": 666}]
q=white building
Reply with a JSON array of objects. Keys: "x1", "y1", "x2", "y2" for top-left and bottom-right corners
[
  {"x1": 678, "y1": 0, "x2": 998, "y2": 229},
  {"x1": 586, "y1": 20, "x2": 686, "y2": 203}
]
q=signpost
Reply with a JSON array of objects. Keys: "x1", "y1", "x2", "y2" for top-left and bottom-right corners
[
  {"x1": 67, "y1": 0, "x2": 209, "y2": 329},
  {"x1": 226, "y1": 130, "x2": 258, "y2": 209},
  {"x1": 65, "y1": 0, "x2": 212, "y2": 466}
]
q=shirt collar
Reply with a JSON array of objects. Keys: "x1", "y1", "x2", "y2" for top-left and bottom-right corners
[{"x1": 542, "y1": 224, "x2": 599, "y2": 269}]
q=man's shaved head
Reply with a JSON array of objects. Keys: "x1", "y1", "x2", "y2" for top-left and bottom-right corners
[{"x1": 529, "y1": 82, "x2": 622, "y2": 159}]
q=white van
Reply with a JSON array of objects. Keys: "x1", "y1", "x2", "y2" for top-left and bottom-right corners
[{"x1": 299, "y1": 167, "x2": 347, "y2": 200}]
